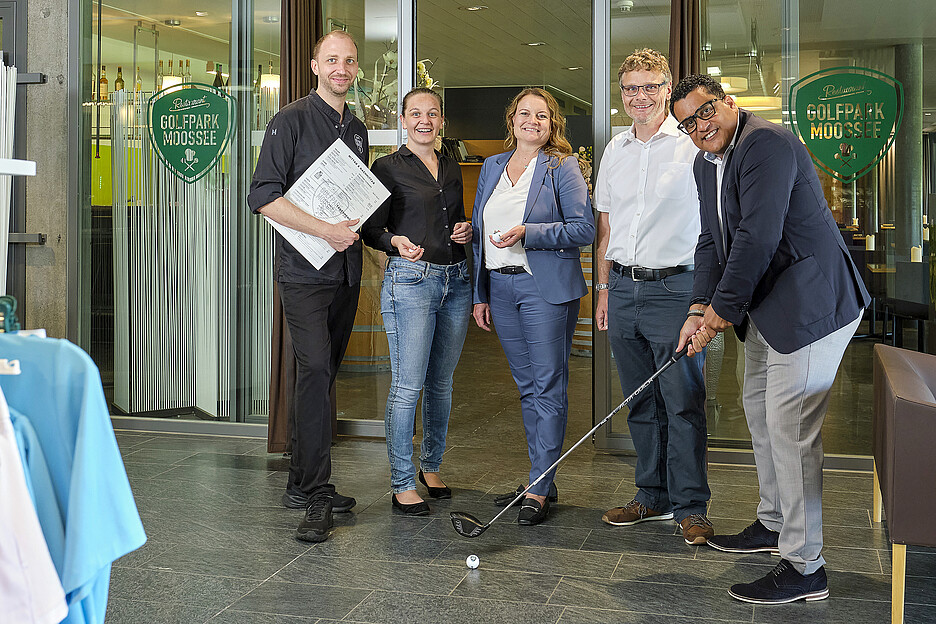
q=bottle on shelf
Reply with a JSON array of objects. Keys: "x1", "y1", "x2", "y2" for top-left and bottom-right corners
[
  {"x1": 183, "y1": 60, "x2": 192, "y2": 83},
  {"x1": 157, "y1": 60, "x2": 164, "y2": 90},
  {"x1": 168, "y1": 59, "x2": 174, "y2": 80},
  {"x1": 90, "y1": 68, "x2": 96, "y2": 102},
  {"x1": 114, "y1": 66, "x2": 125, "y2": 92},
  {"x1": 134, "y1": 66, "x2": 143, "y2": 92},
  {"x1": 213, "y1": 63, "x2": 224, "y2": 88},
  {"x1": 99, "y1": 65, "x2": 108, "y2": 101}
]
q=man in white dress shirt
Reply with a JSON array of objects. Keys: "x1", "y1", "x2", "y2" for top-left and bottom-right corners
[{"x1": 594, "y1": 49, "x2": 713, "y2": 545}]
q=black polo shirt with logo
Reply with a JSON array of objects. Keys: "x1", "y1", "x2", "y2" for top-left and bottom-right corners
[{"x1": 248, "y1": 89, "x2": 369, "y2": 285}]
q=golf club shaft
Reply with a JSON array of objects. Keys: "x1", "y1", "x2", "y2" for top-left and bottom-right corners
[{"x1": 484, "y1": 347, "x2": 688, "y2": 528}]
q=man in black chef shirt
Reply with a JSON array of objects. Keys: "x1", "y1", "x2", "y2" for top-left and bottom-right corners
[{"x1": 248, "y1": 30, "x2": 369, "y2": 543}]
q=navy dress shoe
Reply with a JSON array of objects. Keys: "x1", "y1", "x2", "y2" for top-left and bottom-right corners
[
  {"x1": 708, "y1": 519, "x2": 779, "y2": 554},
  {"x1": 728, "y1": 559, "x2": 829, "y2": 604}
]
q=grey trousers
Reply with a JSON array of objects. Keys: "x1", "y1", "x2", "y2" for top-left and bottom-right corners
[{"x1": 742, "y1": 313, "x2": 861, "y2": 575}]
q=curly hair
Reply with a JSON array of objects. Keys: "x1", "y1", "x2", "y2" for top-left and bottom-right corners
[
  {"x1": 503, "y1": 87, "x2": 573, "y2": 161},
  {"x1": 617, "y1": 48, "x2": 672, "y2": 85},
  {"x1": 670, "y1": 74, "x2": 726, "y2": 116}
]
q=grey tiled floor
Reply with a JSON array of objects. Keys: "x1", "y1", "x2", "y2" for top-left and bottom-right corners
[{"x1": 109, "y1": 423, "x2": 936, "y2": 623}]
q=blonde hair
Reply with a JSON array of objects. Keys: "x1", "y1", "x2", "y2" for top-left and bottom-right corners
[
  {"x1": 617, "y1": 48, "x2": 672, "y2": 85},
  {"x1": 503, "y1": 87, "x2": 573, "y2": 161}
]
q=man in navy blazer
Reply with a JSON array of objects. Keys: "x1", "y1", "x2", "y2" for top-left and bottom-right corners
[{"x1": 672, "y1": 74, "x2": 869, "y2": 605}]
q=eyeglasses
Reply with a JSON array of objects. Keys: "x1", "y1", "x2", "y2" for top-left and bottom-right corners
[
  {"x1": 676, "y1": 98, "x2": 720, "y2": 135},
  {"x1": 619, "y1": 81, "x2": 668, "y2": 97}
]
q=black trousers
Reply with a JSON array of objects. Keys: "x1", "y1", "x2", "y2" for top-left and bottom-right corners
[{"x1": 278, "y1": 280, "x2": 361, "y2": 497}]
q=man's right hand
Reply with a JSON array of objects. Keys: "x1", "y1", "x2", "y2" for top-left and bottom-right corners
[
  {"x1": 472, "y1": 303, "x2": 492, "y2": 331},
  {"x1": 323, "y1": 219, "x2": 360, "y2": 251},
  {"x1": 595, "y1": 291, "x2": 609, "y2": 331}
]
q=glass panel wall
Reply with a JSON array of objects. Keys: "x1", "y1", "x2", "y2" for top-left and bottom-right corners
[
  {"x1": 322, "y1": 0, "x2": 400, "y2": 424},
  {"x1": 415, "y1": 0, "x2": 594, "y2": 432}
]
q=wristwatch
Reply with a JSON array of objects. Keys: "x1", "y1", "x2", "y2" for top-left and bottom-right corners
[{"x1": 595, "y1": 283, "x2": 610, "y2": 291}]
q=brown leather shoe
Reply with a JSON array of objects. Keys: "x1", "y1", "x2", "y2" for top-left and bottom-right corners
[
  {"x1": 602, "y1": 498, "x2": 674, "y2": 526},
  {"x1": 680, "y1": 513, "x2": 715, "y2": 545}
]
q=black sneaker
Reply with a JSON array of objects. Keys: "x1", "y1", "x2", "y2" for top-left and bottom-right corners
[
  {"x1": 517, "y1": 497, "x2": 550, "y2": 526},
  {"x1": 708, "y1": 519, "x2": 780, "y2": 554},
  {"x1": 282, "y1": 490, "x2": 356, "y2": 513},
  {"x1": 728, "y1": 559, "x2": 829, "y2": 604},
  {"x1": 295, "y1": 493, "x2": 333, "y2": 543}
]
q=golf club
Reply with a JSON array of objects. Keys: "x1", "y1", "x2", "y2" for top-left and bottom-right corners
[{"x1": 450, "y1": 345, "x2": 689, "y2": 538}]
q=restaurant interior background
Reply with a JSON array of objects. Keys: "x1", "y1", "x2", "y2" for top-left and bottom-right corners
[{"x1": 77, "y1": 0, "x2": 936, "y2": 459}]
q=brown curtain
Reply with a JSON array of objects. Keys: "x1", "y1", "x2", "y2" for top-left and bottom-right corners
[
  {"x1": 268, "y1": 0, "x2": 327, "y2": 453},
  {"x1": 669, "y1": 0, "x2": 701, "y2": 83}
]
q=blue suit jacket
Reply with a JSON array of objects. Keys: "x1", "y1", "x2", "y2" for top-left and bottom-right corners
[
  {"x1": 472, "y1": 150, "x2": 595, "y2": 306},
  {"x1": 691, "y1": 110, "x2": 870, "y2": 354}
]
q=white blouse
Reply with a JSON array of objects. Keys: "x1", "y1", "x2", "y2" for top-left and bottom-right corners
[{"x1": 483, "y1": 162, "x2": 534, "y2": 273}]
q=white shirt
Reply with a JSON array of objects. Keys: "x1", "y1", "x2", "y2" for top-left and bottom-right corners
[
  {"x1": 595, "y1": 115, "x2": 700, "y2": 269},
  {"x1": 703, "y1": 120, "x2": 742, "y2": 256},
  {"x1": 483, "y1": 162, "x2": 533, "y2": 273}
]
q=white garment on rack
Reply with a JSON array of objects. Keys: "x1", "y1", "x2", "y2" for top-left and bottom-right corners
[{"x1": 0, "y1": 386, "x2": 68, "y2": 624}]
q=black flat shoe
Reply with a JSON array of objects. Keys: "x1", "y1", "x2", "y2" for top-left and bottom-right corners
[
  {"x1": 418, "y1": 470, "x2": 452, "y2": 499},
  {"x1": 494, "y1": 482, "x2": 558, "y2": 507},
  {"x1": 517, "y1": 497, "x2": 550, "y2": 526},
  {"x1": 392, "y1": 493, "x2": 430, "y2": 516}
]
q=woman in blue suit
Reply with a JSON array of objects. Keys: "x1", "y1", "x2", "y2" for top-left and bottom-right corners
[{"x1": 471, "y1": 87, "x2": 595, "y2": 526}]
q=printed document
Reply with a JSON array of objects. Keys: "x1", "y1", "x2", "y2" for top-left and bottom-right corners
[{"x1": 265, "y1": 138, "x2": 389, "y2": 269}]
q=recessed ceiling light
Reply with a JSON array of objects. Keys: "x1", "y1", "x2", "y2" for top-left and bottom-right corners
[
  {"x1": 195, "y1": 11, "x2": 208, "y2": 17},
  {"x1": 459, "y1": 5, "x2": 488, "y2": 11},
  {"x1": 263, "y1": 15, "x2": 280, "y2": 23},
  {"x1": 525, "y1": 42, "x2": 546, "y2": 47},
  {"x1": 564, "y1": 66, "x2": 583, "y2": 71}
]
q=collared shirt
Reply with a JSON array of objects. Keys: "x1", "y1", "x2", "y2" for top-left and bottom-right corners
[
  {"x1": 362, "y1": 146, "x2": 467, "y2": 265},
  {"x1": 248, "y1": 89, "x2": 369, "y2": 285},
  {"x1": 594, "y1": 114, "x2": 700, "y2": 269},
  {"x1": 482, "y1": 163, "x2": 533, "y2": 273},
  {"x1": 703, "y1": 119, "x2": 743, "y2": 256}
]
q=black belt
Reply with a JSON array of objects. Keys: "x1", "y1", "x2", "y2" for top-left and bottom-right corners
[
  {"x1": 612, "y1": 262, "x2": 692, "y2": 281},
  {"x1": 491, "y1": 266, "x2": 527, "y2": 275}
]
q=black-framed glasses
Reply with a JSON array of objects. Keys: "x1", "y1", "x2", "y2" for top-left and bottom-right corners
[
  {"x1": 676, "y1": 98, "x2": 720, "y2": 135},
  {"x1": 619, "y1": 81, "x2": 668, "y2": 97}
]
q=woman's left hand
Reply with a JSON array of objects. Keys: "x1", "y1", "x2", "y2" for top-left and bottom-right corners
[
  {"x1": 490, "y1": 225, "x2": 525, "y2": 248},
  {"x1": 451, "y1": 221, "x2": 472, "y2": 244}
]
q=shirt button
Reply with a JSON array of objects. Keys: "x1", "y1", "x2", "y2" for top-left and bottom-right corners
[
  {"x1": 442, "y1": 208, "x2": 447, "y2": 211},
  {"x1": 559, "y1": 249, "x2": 564, "y2": 253}
]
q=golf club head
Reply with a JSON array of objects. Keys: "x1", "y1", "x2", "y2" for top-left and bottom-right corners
[{"x1": 450, "y1": 511, "x2": 486, "y2": 538}]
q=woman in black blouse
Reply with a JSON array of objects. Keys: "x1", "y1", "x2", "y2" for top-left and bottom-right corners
[{"x1": 363, "y1": 88, "x2": 472, "y2": 515}]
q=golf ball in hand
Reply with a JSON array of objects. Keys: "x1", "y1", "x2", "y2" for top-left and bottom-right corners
[
  {"x1": 466, "y1": 554, "x2": 480, "y2": 569},
  {"x1": 492, "y1": 230, "x2": 503, "y2": 243}
]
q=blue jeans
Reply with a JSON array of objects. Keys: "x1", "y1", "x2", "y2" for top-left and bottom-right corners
[
  {"x1": 607, "y1": 269, "x2": 709, "y2": 521},
  {"x1": 489, "y1": 271, "x2": 578, "y2": 497},
  {"x1": 381, "y1": 258, "x2": 471, "y2": 494}
]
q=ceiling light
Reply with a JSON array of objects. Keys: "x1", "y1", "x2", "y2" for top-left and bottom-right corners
[
  {"x1": 707, "y1": 66, "x2": 721, "y2": 76},
  {"x1": 195, "y1": 11, "x2": 208, "y2": 17},
  {"x1": 564, "y1": 66, "x2": 583, "y2": 71},
  {"x1": 611, "y1": 108, "x2": 619, "y2": 115},
  {"x1": 719, "y1": 76, "x2": 748, "y2": 94},
  {"x1": 164, "y1": 19, "x2": 181, "y2": 26},
  {"x1": 525, "y1": 42, "x2": 546, "y2": 46},
  {"x1": 262, "y1": 15, "x2": 279, "y2": 23},
  {"x1": 459, "y1": 5, "x2": 488, "y2": 10},
  {"x1": 734, "y1": 96, "x2": 781, "y2": 111}
]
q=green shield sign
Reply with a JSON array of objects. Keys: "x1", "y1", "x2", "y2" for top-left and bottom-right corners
[
  {"x1": 147, "y1": 83, "x2": 237, "y2": 183},
  {"x1": 790, "y1": 67, "x2": 902, "y2": 183}
]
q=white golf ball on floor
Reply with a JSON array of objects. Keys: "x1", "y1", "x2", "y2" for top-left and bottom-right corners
[{"x1": 466, "y1": 554, "x2": 480, "y2": 569}]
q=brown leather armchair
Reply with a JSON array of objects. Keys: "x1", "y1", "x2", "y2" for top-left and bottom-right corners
[{"x1": 872, "y1": 344, "x2": 936, "y2": 623}]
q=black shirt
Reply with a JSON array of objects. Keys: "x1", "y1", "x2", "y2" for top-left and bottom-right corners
[
  {"x1": 248, "y1": 89, "x2": 369, "y2": 285},
  {"x1": 363, "y1": 146, "x2": 467, "y2": 265}
]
